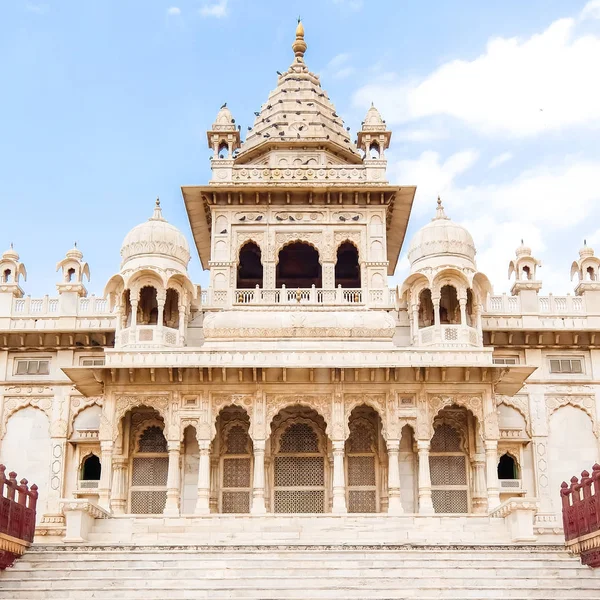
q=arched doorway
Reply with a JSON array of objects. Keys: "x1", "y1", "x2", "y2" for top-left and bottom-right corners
[
  {"x1": 335, "y1": 242, "x2": 360, "y2": 288},
  {"x1": 276, "y1": 242, "x2": 322, "y2": 288},
  {"x1": 418, "y1": 289, "x2": 434, "y2": 327},
  {"x1": 439, "y1": 285, "x2": 460, "y2": 324},
  {"x1": 129, "y1": 419, "x2": 168, "y2": 514},
  {"x1": 345, "y1": 406, "x2": 384, "y2": 513},
  {"x1": 237, "y1": 241, "x2": 263, "y2": 289},
  {"x1": 429, "y1": 406, "x2": 470, "y2": 513},
  {"x1": 214, "y1": 406, "x2": 253, "y2": 514},
  {"x1": 270, "y1": 406, "x2": 328, "y2": 513}
]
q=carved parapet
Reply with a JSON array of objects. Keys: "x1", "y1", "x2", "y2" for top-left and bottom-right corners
[
  {"x1": 490, "y1": 497, "x2": 538, "y2": 542},
  {"x1": 60, "y1": 499, "x2": 110, "y2": 543}
]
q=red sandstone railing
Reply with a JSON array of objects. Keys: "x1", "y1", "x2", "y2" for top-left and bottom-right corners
[
  {"x1": 561, "y1": 464, "x2": 600, "y2": 568},
  {"x1": 0, "y1": 464, "x2": 38, "y2": 570}
]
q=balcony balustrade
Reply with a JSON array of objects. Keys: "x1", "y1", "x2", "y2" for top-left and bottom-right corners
[
  {"x1": 561, "y1": 464, "x2": 600, "y2": 568},
  {"x1": 0, "y1": 465, "x2": 38, "y2": 570},
  {"x1": 119, "y1": 325, "x2": 181, "y2": 347},
  {"x1": 417, "y1": 324, "x2": 480, "y2": 347}
]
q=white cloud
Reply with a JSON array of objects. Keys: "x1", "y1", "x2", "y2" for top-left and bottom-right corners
[
  {"x1": 399, "y1": 128, "x2": 449, "y2": 143},
  {"x1": 354, "y1": 10, "x2": 600, "y2": 138},
  {"x1": 581, "y1": 0, "x2": 600, "y2": 21},
  {"x1": 390, "y1": 150, "x2": 600, "y2": 293},
  {"x1": 324, "y1": 53, "x2": 356, "y2": 80},
  {"x1": 167, "y1": 7, "x2": 181, "y2": 16},
  {"x1": 488, "y1": 152, "x2": 513, "y2": 169},
  {"x1": 25, "y1": 3, "x2": 48, "y2": 13},
  {"x1": 332, "y1": 0, "x2": 363, "y2": 11},
  {"x1": 199, "y1": 0, "x2": 228, "y2": 18}
]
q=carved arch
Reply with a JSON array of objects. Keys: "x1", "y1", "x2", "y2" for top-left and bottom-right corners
[
  {"x1": 0, "y1": 397, "x2": 52, "y2": 438},
  {"x1": 113, "y1": 396, "x2": 169, "y2": 442},
  {"x1": 271, "y1": 416, "x2": 328, "y2": 454},
  {"x1": 497, "y1": 395, "x2": 531, "y2": 435},
  {"x1": 343, "y1": 395, "x2": 386, "y2": 440},
  {"x1": 546, "y1": 396, "x2": 599, "y2": 438},
  {"x1": 69, "y1": 396, "x2": 103, "y2": 436},
  {"x1": 266, "y1": 396, "x2": 331, "y2": 436},
  {"x1": 427, "y1": 395, "x2": 484, "y2": 440}
]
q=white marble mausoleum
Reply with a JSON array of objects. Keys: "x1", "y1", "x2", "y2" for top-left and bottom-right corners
[{"x1": 0, "y1": 23, "x2": 599, "y2": 557}]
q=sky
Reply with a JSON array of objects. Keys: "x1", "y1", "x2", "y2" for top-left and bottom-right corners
[{"x1": 1, "y1": 0, "x2": 600, "y2": 297}]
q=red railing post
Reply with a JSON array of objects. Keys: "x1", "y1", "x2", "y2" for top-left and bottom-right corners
[
  {"x1": 561, "y1": 481, "x2": 572, "y2": 539},
  {"x1": 0, "y1": 465, "x2": 38, "y2": 548}
]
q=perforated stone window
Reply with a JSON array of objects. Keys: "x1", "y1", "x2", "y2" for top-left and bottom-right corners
[
  {"x1": 273, "y1": 421, "x2": 326, "y2": 513},
  {"x1": 429, "y1": 423, "x2": 469, "y2": 514},
  {"x1": 346, "y1": 418, "x2": 378, "y2": 513},
  {"x1": 129, "y1": 425, "x2": 168, "y2": 514},
  {"x1": 219, "y1": 422, "x2": 252, "y2": 513}
]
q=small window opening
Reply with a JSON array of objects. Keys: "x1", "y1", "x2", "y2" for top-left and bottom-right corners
[
  {"x1": 497, "y1": 453, "x2": 519, "y2": 480},
  {"x1": 586, "y1": 266, "x2": 596, "y2": 281},
  {"x1": 418, "y1": 289, "x2": 434, "y2": 328},
  {"x1": 335, "y1": 242, "x2": 360, "y2": 288},
  {"x1": 81, "y1": 454, "x2": 102, "y2": 481},
  {"x1": 368, "y1": 142, "x2": 380, "y2": 159},
  {"x1": 276, "y1": 242, "x2": 322, "y2": 288},
  {"x1": 522, "y1": 265, "x2": 531, "y2": 280},
  {"x1": 439, "y1": 285, "x2": 460, "y2": 324},
  {"x1": 3, "y1": 269, "x2": 11, "y2": 283},
  {"x1": 66, "y1": 267, "x2": 76, "y2": 282},
  {"x1": 218, "y1": 141, "x2": 229, "y2": 159},
  {"x1": 237, "y1": 241, "x2": 263, "y2": 289}
]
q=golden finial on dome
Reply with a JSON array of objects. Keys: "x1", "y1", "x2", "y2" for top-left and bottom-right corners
[{"x1": 292, "y1": 17, "x2": 307, "y2": 59}]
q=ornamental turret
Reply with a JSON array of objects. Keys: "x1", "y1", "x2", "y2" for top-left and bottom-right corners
[
  {"x1": 508, "y1": 240, "x2": 542, "y2": 312},
  {"x1": 105, "y1": 199, "x2": 195, "y2": 349},
  {"x1": 56, "y1": 244, "x2": 90, "y2": 297},
  {"x1": 357, "y1": 103, "x2": 391, "y2": 181},
  {"x1": 0, "y1": 245, "x2": 26, "y2": 298},
  {"x1": 571, "y1": 241, "x2": 600, "y2": 310}
]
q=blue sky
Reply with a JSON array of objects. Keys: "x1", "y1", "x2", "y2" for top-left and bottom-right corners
[{"x1": 1, "y1": 0, "x2": 599, "y2": 297}]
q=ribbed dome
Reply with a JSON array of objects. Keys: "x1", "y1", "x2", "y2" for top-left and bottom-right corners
[
  {"x1": 120, "y1": 200, "x2": 190, "y2": 269},
  {"x1": 407, "y1": 198, "x2": 476, "y2": 267}
]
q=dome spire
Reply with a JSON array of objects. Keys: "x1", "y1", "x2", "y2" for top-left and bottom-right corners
[
  {"x1": 292, "y1": 17, "x2": 307, "y2": 60},
  {"x1": 434, "y1": 196, "x2": 449, "y2": 221},
  {"x1": 150, "y1": 197, "x2": 165, "y2": 222}
]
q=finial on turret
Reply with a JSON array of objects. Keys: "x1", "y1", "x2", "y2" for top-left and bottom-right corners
[
  {"x1": 151, "y1": 197, "x2": 165, "y2": 221},
  {"x1": 434, "y1": 196, "x2": 449, "y2": 221},
  {"x1": 292, "y1": 17, "x2": 307, "y2": 59}
]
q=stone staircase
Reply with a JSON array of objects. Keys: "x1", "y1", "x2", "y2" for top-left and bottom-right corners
[{"x1": 0, "y1": 544, "x2": 598, "y2": 599}]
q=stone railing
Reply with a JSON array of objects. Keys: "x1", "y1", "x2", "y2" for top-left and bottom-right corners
[
  {"x1": 11, "y1": 294, "x2": 109, "y2": 317},
  {"x1": 0, "y1": 465, "x2": 38, "y2": 570},
  {"x1": 486, "y1": 293, "x2": 585, "y2": 315},
  {"x1": 199, "y1": 287, "x2": 396, "y2": 309},
  {"x1": 561, "y1": 464, "x2": 600, "y2": 568}
]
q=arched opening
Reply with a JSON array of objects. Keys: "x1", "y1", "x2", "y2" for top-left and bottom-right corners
[
  {"x1": 439, "y1": 285, "x2": 460, "y2": 324},
  {"x1": 81, "y1": 454, "x2": 101, "y2": 481},
  {"x1": 418, "y1": 289, "x2": 434, "y2": 328},
  {"x1": 213, "y1": 406, "x2": 253, "y2": 513},
  {"x1": 123, "y1": 289, "x2": 132, "y2": 326},
  {"x1": 522, "y1": 265, "x2": 531, "y2": 280},
  {"x1": 369, "y1": 142, "x2": 380, "y2": 159},
  {"x1": 138, "y1": 286, "x2": 159, "y2": 325},
  {"x1": 335, "y1": 242, "x2": 360, "y2": 288},
  {"x1": 466, "y1": 288, "x2": 475, "y2": 326},
  {"x1": 269, "y1": 405, "x2": 328, "y2": 513},
  {"x1": 237, "y1": 241, "x2": 263, "y2": 289},
  {"x1": 429, "y1": 405, "x2": 471, "y2": 513},
  {"x1": 218, "y1": 140, "x2": 229, "y2": 159},
  {"x1": 129, "y1": 414, "x2": 168, "y2": 514},
  {"x1": 345, "y1": 405, "x2": 385, "y2": 513},
  {"x1": 586, "y1": 266, "x2": 596, "y2": 281},
  {"x1": 67, "y1": 267, "x2": 76, "y2": 282},
  {"x1": 163, "y1": 288, "x2": 180, "y2": 328},
  {"x1": 2, "y1": 269, "x2": 11, "y2": 283},
  {"x1": 497, "y1": 453, "x2": 519, "y2": 480},
  {"x1": 276, "y1": 242, "x2": 322, "y2": 289}
]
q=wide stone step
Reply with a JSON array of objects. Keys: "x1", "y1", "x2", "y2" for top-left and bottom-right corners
[{"x1": 0, "y1": 588, "x2": 597, "y2": 600}]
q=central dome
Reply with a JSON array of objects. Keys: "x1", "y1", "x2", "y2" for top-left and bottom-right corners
[
  {"x1": 407, "y1": 198, "x2": 476, "y2": 269},
  {"x1": 120, "y1": 199, "x2": 190, "y2": 270}
]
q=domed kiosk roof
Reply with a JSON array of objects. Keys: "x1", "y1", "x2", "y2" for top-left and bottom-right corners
[
  {"x1": 120, "y1": 199, "x2": 190, "y2": 270},
  {"x1": 407, "y1": 198, "x2": 476, "y2": 269}
]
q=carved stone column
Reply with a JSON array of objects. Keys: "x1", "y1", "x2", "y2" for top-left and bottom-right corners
[
  {"x1": 417, "y1": 440, "x2": 434, "y2": 514},
  {"x1": 195, "y1": 440, "x2": 211, "y2": 515},
  {"x1": 97, "y1": 440, "x2": 113, "y2": 511},
  {"x1": 386, "y1": 439, "x2": 403, "y2": 515},
  {"x1": 209, "y1": 457, "x2": 219, "y2": 513},
  {"x1": 178, "y1": 303, "x2": 186, "y2": 343},
  {"x1": 331, "y1": 440, "x2": 347, "y2": 514},
  {"x1": 110, "y1": 457, "x2": 128, "y2": 514},
  {"x1": 163, "y1": 440, "x2": 181, "y2": 516},
  {"x1": 459, "y1": 297, "x2": 467, "y2": 327},
  {"x1": 322, "y1": 262, "x2": 336, "y2": 289},
  {"x1": 251, "y1": 439, "x2": 267, "y2": 514},
  {"x1": 471, "y1": 453, "x2": 488, "y2": 513},
  {"x1": 485, "y1": 440, "x2": 501, "y2": 510}
]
